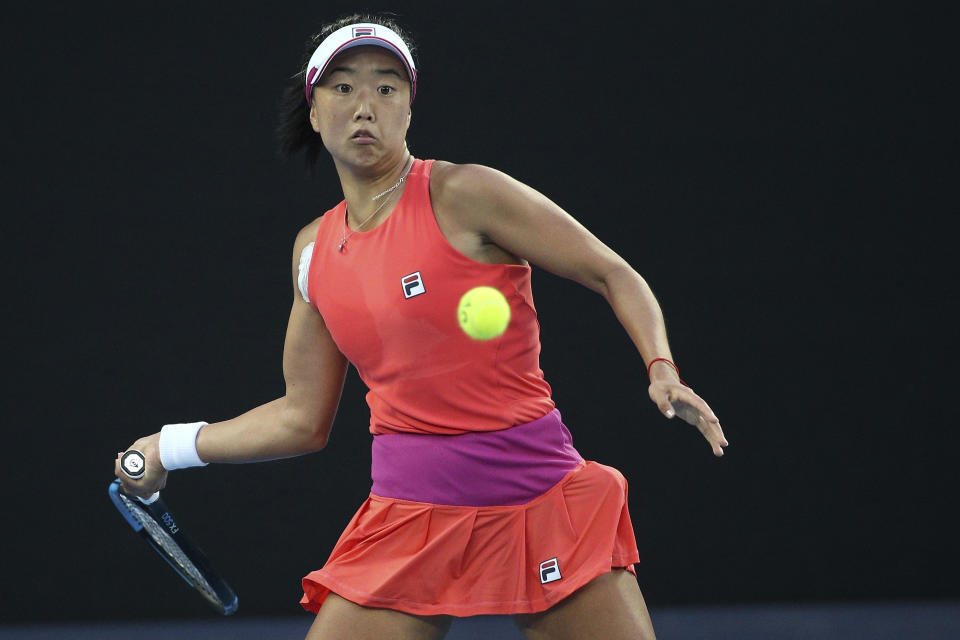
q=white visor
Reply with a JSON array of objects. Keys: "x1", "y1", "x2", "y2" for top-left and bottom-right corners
[{"x1": 305, "y1": 23, "x2": 417, "y2": 104}]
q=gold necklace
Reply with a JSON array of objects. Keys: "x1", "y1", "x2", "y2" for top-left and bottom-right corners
[{"x1": 338, "y1": 157, "x2": 414, "y2": 252}]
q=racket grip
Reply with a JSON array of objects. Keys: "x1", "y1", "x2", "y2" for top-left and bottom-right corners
[{"x1": 120, "y1": 449, "x2": 161, "y2": 504}]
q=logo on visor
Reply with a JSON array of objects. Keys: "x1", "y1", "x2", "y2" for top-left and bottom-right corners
[
  {"x1": 539, "y1": 557, "x2": 562, "y2": 584},
  {"x1": 401, "y1": 272, "x2": 426, "y2": 299},
  {"x1": 352, "y1": 27, "x2": 375, "y2": 37}
]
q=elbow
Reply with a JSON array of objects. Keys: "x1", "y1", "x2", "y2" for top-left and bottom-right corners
[
  {"x1": 282, "y1": 403, "x2": 334, "y2": 453},
  {"x1": 311, "y1": 427, "x2": 331, "y2": 452},
  {"x1": 302, "y1": 417, "x2": 333, "y2": 452}
]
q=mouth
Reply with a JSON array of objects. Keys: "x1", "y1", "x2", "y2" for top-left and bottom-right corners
[{"x1": 351, "y1": 129, "x2": 376, "y2": 144}]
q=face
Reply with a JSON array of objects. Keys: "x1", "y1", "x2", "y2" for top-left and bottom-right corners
[{"x1": 308, "y1": 46, "x2": 413, "y2": 170}]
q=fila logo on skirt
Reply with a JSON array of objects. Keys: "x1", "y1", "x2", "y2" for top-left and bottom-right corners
[{"x1": 539, "y1": 557, "x2": 562, "y2": 584}]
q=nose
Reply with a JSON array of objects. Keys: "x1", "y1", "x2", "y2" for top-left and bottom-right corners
[
  {"x1": 353, "y1": 103, "x2": 373, "y2": 121},
  {"x1": 353, "y1": 89, "x2": 374, "y2": 122}
]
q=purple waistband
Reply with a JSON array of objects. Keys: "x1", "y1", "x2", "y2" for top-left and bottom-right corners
[{"x1": 370, "y1": 409, "x2": 583, "y2": 506}]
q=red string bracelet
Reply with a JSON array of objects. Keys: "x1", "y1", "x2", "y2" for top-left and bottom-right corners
[{"x1": 647, "y1": 358, "x2": 689, "y2": 387}]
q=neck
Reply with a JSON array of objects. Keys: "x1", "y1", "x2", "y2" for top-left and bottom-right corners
[{"x1": 337, "y1": 152, "x2": 413, "y2": 217}]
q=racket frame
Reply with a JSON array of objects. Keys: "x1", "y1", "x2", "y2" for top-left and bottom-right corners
[{"x1": 108, "y1": 479, "x2": 238, "y2": 615}]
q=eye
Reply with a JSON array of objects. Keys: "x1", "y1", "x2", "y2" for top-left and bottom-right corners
[
  {"x1": 334, "y1": 83, "x2": 353, "y2": 94},
  {"x1": 378, "y1": 85, "x2": 396, "y2": 96}
]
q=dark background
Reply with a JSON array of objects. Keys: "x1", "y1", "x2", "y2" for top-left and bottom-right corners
[{"x1": 4, "y1": 0, "x2": 957, "y2": 624}]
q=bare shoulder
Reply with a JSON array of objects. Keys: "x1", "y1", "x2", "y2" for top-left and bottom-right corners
[
  {"x1": 293, "y1": 216, "x2": 324, "y2": 257},
  {"x1": 430, "y1": 159, "x2": 624, "y2": 286},
  {"x1": 430, "y1": 161, "x2": 530, "y2": 233},
  {"x1": 289, "y1": 215, "x2": 325, "y2": 285},
  {"x1": 430, "y1": 161, "x2": 515, "y2": 204}
]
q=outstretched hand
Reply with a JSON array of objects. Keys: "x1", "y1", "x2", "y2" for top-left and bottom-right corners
[{"x1": 648, "y1": 375, "x2": 728, "y2": 457}]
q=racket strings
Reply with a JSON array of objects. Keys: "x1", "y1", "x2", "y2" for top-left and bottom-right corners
[{"x1": 116, "y1": 491, "x2": 223, "y2": 609}]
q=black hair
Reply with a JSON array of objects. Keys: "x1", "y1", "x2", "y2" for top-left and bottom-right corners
[{"x1": 276, "y1": 12, "x2": 417, "y2": 172}]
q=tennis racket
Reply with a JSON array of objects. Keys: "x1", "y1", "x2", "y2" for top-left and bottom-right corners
[{"x1": 110, "y1": 450, "x2": 238, "y2": 615}]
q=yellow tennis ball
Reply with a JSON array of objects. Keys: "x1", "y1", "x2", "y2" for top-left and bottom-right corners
[{"x1": 457, "y1": 286, "x2": 511, "y2": 340}]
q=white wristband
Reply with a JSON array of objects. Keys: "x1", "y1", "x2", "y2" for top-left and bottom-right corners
[{"x1": 158, "y1": 422, "x2": 209, "y2": 470}]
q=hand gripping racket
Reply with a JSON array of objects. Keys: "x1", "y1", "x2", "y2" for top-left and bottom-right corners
[{"x1": 109, "y1": 450, "x2": 238, "y2": 615}]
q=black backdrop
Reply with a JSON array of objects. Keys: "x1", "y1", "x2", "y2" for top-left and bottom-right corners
[{"x1": 4, "y1": 0, "x2": 957, "y2": 624}]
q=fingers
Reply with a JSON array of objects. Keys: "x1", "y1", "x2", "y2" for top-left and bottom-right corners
[
  {"x1": 650, "y1": 381, "x2": 729, "y2": 457},
  {"x1": 677, "y1": 402, "x2": 727, "y2": 457},
  {"x1": 673, "y1": 388, "x2": 718, "y2": 424},
  {"x1": 695, "y1": 414, "x2": 729, "y2": 457},
  {"x1": 651, "y1": 383, "x2": 719, "y2": 423},
  {"x1": 648, "y1": 385, "x2": 676, "y2": 419},
  {"x1": 114, "y1": 447, "x2": 167, "y2": 499}
]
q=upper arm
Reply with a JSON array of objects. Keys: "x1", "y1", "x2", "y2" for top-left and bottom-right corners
[
  {"x1": 431, "y1": 163, "x2": 631, "y2": 293},
  {"x1": 282, "y1": 220, "x2": 349, "y2": 434}
]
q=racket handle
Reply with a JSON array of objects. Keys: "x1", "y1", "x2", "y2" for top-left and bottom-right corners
[{"x1": 120, "y1": 449, "x2": 161, "y2": 504}]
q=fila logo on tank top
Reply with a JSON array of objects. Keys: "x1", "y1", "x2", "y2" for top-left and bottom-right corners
[{"x1": 402, "y1": 271, "x2": 425, "y2": 299}]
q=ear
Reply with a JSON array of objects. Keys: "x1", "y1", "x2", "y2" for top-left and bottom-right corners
[{"x1": 308, "y1": 101, "x2": 322, "y2": 133}]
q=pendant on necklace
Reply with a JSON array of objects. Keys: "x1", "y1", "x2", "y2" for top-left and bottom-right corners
[{"x1": 337, "y1": 157, "x2": 414, "y2": 253}]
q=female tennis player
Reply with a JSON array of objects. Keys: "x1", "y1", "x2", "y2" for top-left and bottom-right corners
[{"x1": 116, "y1": 13, "x2": 727, "y2": 640}]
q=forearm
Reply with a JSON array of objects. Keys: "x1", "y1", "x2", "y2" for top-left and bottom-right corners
[
  {"x1": 116, "y1": 389, "x2": 338, "y2": 499},
  {"x1": 192, "y1": 300, "x2": 347, "y2": 465},
  {"x1": 193, "y1": 396, "x2": 332, "y2": 464},
  {"x1": 599, "y1": 264, "x2": 678, "y2": 378}
]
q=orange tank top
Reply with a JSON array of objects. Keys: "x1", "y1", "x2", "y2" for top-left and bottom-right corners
[{"x1": 306, "y1": 159, "x2": 555, "y2": 435}]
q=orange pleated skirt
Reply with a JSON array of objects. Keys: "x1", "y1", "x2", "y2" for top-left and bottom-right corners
[{"x1": 300, "y1": 460, "x2": 639, "y2": 617}]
